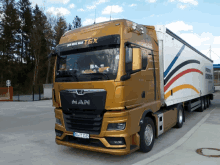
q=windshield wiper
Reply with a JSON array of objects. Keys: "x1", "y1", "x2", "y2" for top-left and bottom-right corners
[
  {"x1": 83, "y1": 72, "x2": 110, "y2": 80},
  {"x1": 95, "y1": 72, "x2": 110, "y2": 80},
  {"x1": 57, "y1": 70, "x2": 79, "y2": 81}
]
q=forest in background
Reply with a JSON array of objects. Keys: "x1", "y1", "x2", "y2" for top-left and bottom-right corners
[{"x1": 0, "y1": 0, "x2": 81, "y2": 95}]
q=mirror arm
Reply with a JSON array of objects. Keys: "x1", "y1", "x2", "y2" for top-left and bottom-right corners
[
  {"x1": 120, "y1": 72, "x2": 131, "y2": 81},
  {"x1": 120, "y1": 69, "x2": 142, "y2": 81},
  {"x1": 131, "y1": 69, "x2": 142, "y2": 74}
]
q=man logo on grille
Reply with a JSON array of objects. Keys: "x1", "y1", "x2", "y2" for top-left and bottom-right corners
[
  {"x1": 72, "y1": 100, "x2": 90, "y2": 105},
  {"x1": 76, "y1": 90, "x2": 84, "y2": 95}
]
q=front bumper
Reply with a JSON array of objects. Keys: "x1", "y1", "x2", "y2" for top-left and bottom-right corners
[
  {"x1": 54, "y1": 108, "x2": 140, "y2": 155},
  {"x1": 56, "y1": 137, "x2": 130, "y2": 155}
]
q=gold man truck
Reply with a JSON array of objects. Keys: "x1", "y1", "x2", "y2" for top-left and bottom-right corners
[{"x1": 49, "y1": 19, "x2": 214, "y2": 155}]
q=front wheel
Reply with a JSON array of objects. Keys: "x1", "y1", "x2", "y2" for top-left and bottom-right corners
[{"x1": 139, "y1": 117, "x2": 155, "y2": 153}]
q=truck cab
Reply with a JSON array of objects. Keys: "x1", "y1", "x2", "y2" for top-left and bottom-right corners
[{"x1": 52, "y1": 19, "x2": 164, "y2": 155}]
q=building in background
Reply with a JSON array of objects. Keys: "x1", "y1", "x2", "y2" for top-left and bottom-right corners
[{"x1": 213, "y1": 64, "x2": 220, "y2": 86}]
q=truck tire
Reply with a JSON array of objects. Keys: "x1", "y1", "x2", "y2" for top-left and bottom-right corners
[
  {"x1": 175, "y1": 105, "x2": 184, "y2": 128},
  {"x1": 139, "y1": 117, "x2": 155, "y2": 153},
  {"x1": 204, "y1": 97, "x2": 207, "y2": 109},
  {"x1": 198, "y1": 97, "x2": 204, "y2": 112},
  {"x1": 206, "y1": 96, "x2": 210, "y2": 108}
]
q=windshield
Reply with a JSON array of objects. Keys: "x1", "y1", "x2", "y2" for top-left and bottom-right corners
[{"x1": 55, "y1": 46, "x2": 120, "y2": 82}]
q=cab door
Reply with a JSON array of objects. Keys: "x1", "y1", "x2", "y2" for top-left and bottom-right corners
[{"x1": 123, "y1": 45, "x2": 154, "y2": 107}]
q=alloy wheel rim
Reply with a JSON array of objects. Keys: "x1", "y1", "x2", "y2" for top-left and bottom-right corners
[{"x1": 144, "y1": 124, "x2": 153, "y2": 146}]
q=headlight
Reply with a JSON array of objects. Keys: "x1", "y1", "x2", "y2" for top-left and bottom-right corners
[
  {"x1": 56, "y1": 118, "x2": 62, "y2": 125},
  {"x1": 107, "y1": 122, "x2": 126, "y2": 131}
]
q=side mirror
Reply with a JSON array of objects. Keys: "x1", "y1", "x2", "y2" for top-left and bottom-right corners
[{"x1": 132, "y1": 48, "x2": 142, "y2": 70}]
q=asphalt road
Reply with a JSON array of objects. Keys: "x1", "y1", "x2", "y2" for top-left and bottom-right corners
[{"x1": 0, "y1": 93, "x2": 219, "y2": 165}]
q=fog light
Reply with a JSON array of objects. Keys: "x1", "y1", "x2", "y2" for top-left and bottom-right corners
[
  {"x1": 55, "y1": 129, "x2": 63, "y2": 137},
  {"x1": 106, "y1": 137, "x2": 125, "y2": 145},
  {"x1": 56, "y1": 118, "x2": 62, "y2": 125},
  {"x1": 107, "y1": 122, "x2": 126, "y2": 131}
]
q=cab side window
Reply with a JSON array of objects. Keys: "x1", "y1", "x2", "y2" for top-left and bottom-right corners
[
  {"x1": 125, "y1": 46, "x2": 133, "y2": 73},
  {"x1": 141, "y1": 48, "x2": 148, "y2": 70},
  {"x1": 125, "y1": 45, "x2": 149, "y2": 73}
]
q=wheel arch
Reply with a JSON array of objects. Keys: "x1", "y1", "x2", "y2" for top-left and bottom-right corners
[
  {"x1": 139, "y1": 109, "x2": 154, "y2": 125},
  {"x1": 139, "y1": 109, "x2": 156, "y2": 135}
]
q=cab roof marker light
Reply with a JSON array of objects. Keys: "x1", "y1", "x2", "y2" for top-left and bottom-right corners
[
  {"x1": 130, "y1": 23, "x2": 144, "y2": 35},
  {"x1": 132, "y1": 23, "x2": 137, "y2": 30},
  {"x1": 140, "y1": 27, "x2": 144, "y2": 34}
]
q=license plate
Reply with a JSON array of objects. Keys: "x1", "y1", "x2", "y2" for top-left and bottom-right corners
[{"x1": 73, "y1": 132, "x2": 89, "y2": 139}]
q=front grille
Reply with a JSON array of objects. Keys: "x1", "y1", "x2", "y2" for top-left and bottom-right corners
[
  {"x1": 62, "y1": 135, "x2": 106, "y2": 148},
  {"x1": 63, "y1": 109, "x2": 104, "y2": 135}
]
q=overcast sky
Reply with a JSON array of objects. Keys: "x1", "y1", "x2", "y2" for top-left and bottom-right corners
[{"x1": 30, "y1": 0, "x2": 220, "y2": 64}]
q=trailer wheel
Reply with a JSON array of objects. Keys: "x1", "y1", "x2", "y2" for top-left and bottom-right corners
[
  {"x1": 206, "y1": 96, "x2": 210, "y2": 108},
  {"x1": 198, "y1": 97, "x2": 204, "y2": 112},
  {"x1": 175, "y1": 105, "x2": 183, "y2": 128},
  {"x1": 139, "y1": 117, "x2": 155, "y2": 153},
  {"x1": 204, "y1": 97, "x2": 207, "y2": 109}
]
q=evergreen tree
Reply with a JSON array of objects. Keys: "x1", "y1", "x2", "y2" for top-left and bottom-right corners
[
  {"x1": 1, "y1": 0, "x2": 20, "y2": 58},
  {"x1": 0, "y1": 0, "x2": 20, "y2": 86},
  {"x1": 30, "y1": 4, "x2": 47, "y2": 85},
  {"x1": 68, "y1": 23, "x2": 72, "y2": 30},
  {"x1": 45, "y1": 13, "x2": 57, "y2": 84},
  {"x1": 0, "y1": 0, "x2": 4, "y2": 85},
  {"x1": 18, "y1": 0, "x2": 33, "y2": 65},
  {"x1": 0, "y1": 0, "x2": 4, "y2": 56},
  {"x1": 73, "y1": 15, "x2": 81, "y2": 29},
  {"x1": 0, "y1": 0, "x2": 75, "y2": 93},
  {"x1": 54, "y1": 16, "x2": 67, "y2": 45}
]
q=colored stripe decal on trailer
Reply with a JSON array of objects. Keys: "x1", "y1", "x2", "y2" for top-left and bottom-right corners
[
  {"x1": 164, "y1": 84, "x2": 199, "y2": 99},
  {"x1": 164, "y1": 45, "x2": 185, "y2": 78},
  {"x1": 164, "y1": 69, "x2": 203, "y2": 92},
  {"x1": 164, "y1": 60, "x2": 200, "y2": 85}
]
